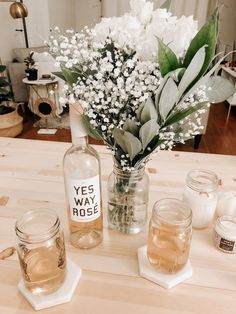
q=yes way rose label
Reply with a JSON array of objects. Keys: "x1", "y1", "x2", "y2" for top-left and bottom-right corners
[{"x1": 68, "y1": 176, "x2": 101, "y2": 222}]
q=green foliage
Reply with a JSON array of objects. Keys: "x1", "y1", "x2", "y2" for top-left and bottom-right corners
[
  {"x1": 113, "y1": 128, "x2": 142, "y2": 161},
  {"x1": 158, "y1": 77, "x2": 178, "y2": 120},
  {"x1": 157, "y1": 38, "x2": 180, "y2": 77},
  {"x1": 50, "y1": 5, "x2": 235, "y2": 170},
  {"x1": 140, "y1": 97, "x2": 157, "y2": 124},
  {"x1": 52, "y1": 71, "x2": 66, "y2": 81},
  {"x1": 163, "y1": 102, "x2": 208, "y2": 128},
  {"x1": 0, "y1": 65, "x2": 13, "y2": 114},
  {"x1": 123, "y1": 119, "x2": 139, "y2": 137},
  {"x1": 183, "y1": 7, "x2": 219, "y2": 80},
  {"x1": 177, "y1": 46, "x2": 206, "y2": 100},
  {"x1": 61, "y1": 68, "x2": 81, "y2": 87},
  {"x1": 160, "y1": 0, "x2": 172, "y2": 10},
  {"x1": 139, "y1": 119, "x2": 160, "y2": 150},
  {"x1": 180, "y1": 51, "x2": 235, "y2": 105},
  {"x1": 0, "y1": 65, "x2": 6, "y2": 73},
  {"x1": 24, "y1": 52, "x2": 35, "y2": 69},
  {"x1": 57, "y1": 66, "x2": 95, "y2": 87},
  {"x1": 81, "y1": 115, "x2": 102, "y2": 140},
  {"x1": 157, "y1": 7, "x2": 219, "y2": 86}
]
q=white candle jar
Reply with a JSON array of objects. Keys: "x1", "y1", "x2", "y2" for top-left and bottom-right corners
[
  {"x1": 214, "y1": 216, "x2": 236, "y2": 253},
  {"x1": 183, "y1": 169, "x2": 219, "y2": 229}
]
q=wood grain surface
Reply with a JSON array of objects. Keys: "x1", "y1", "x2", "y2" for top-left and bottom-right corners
[{"x1": 0, "y1": 137, "x2": 236, "y2": 313}]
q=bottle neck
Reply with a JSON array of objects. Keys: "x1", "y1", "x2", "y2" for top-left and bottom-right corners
[
  {"x1": 72, "y1": 135, "x2": 88, "y2": 147},
  {"x1": 69, "y1": 102, "x2": 88, "y2": 145}
]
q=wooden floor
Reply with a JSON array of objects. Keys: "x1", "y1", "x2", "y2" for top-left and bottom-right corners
[{"x1": 16, "y1": 102, "x2": 236, "y2": 155}]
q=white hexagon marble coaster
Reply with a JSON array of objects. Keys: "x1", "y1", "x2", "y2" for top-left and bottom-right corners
[
  {"x1": 138, "y1": 246, "x2": 192, "y2": 289},
  {"x1": 18, "y1": 259, "x2": 82, "y2": 311}
]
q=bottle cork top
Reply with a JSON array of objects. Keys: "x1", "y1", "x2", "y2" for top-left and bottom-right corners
[{"x1": 69, "y1": 103, "x2": 87, "y2": 140}]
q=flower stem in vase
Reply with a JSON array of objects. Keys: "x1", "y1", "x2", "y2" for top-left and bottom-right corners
[{"x1": 108, "y1": 166, "x2": 149, "y2": 234}]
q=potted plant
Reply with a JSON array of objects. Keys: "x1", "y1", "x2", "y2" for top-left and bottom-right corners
[
  {"x1": 0, "y1": 64, "x2": 23, "y2": 137},
  {"x1": 24, "y1": 52, "x2": 38, "y2": 80}
]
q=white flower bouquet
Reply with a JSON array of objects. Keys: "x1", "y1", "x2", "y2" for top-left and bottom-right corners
[
  {"x1": 49, "y1": 0, "x2": 235, "y2": 233},
  {"x1": 49, "y1": 0, "x2": 234, "y2": 171}
]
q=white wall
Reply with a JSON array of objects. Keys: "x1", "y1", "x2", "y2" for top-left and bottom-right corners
[
  {"x1": 218, "y1": 0, "x2": 236, "y2": 47},
  {"x1": 75, "y1": 0, "x2": 101, "y2": 31},
  {"x1": 24, "y1": 0, "x2": 50, "y2": 46},
  {"x1": 0, "y1": 0, "x2": 50, "y2": 63},
  {"x1": 0, "y1": 0, "x2": 80, "y2": 64},
  {"x1": 171, "y1": 0, "x2": 209, "y2": 27},
  {"x1": 0, "y1": 2, "x2": 25, "y2": 63},
  {"x1": 0, "y1": 0, "x2": 101, "y2": 64},
  {"x1": 48, "y1": 0, "x2": 76, "y2": 30}
]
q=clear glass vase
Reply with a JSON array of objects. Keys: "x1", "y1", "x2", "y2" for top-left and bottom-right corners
[{"x1": 107, "y1": 164, "x2": 149, "y2": 234}]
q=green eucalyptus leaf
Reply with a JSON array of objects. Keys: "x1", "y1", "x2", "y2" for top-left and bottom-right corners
[
  {"x1": 180, "y1": 51, "x2": 234, "y2": 105},
  {"x1": 157, "y1": 38, "x2": 180, "y2": 77},
  {"x1": 139, "y1": 119, "x2": 160, "y2": 150},
  {"x1": 141, "y1": 97, "x2": 158, "y2": 124},
  {"x1": 155, "y1": 68, "x2": 185, "y2": 109},
  {"x1": 73, "y1": 65, "x2": 92, "y2": 77},
  {"x1": 113, "y1": 128, "x2": 127, "y2": 153},
  {"x1": 155, "y1": 77, "x2": 169, "y2": 108},
  {"x1": 159, "y1": 77, "x2": 178, "y2": 120},
  {"x1": 183, "y1": 7, "x2": 219, "y2": 78},
  {"x1": 52, "y1": 71, "x2": 67, "y2": 81},
  {"x1": 136, "y1": 102, "x2": 145, "y2": 121},
  {"x1": 205, "y1": 76, "x2": 236, "y2": 103},
  {"x1": 81, "y1": 115, "x2": 103, "y2": 140},
  {"x1": 169, "y1": 68, "x2": 186, "y2": 82},
  {"x1": 134, "y1": 137, "x2": 165, "y2": 168},
  {"x1": 123, "y1": 133, "x2": 143, "y2": 161},
  {"x1": 160, "y1": 0, "x2": 172, "y2": 10},
  {"x1": 113, "y1": 128, "x2": 142, "y2": 161},
  {"x1": 163, "y1": 101, "x2": 208, "y2": 127},
  {"x1": 177, "y1": 46, "x2": 206, "y2": 101},
  {"x1": 123, "y1": 119, "x2": 139, "y2": 137},
  {"x1": 61, "y1": 68, "x2": 80, "y2": 86}
]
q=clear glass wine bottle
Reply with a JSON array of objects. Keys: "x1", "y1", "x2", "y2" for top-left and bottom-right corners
[{"x1": 63, "y1": 103, "x2": 103, "y2": 249}]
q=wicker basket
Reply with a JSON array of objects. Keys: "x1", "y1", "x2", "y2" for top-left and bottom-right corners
[{"x1": 0, "y1": 109, "x2": 23, "y2": 137}]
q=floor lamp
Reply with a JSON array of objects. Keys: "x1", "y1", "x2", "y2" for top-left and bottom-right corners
[{"x1": 9, "y1": 0, "x2": 29, "y2": 48}]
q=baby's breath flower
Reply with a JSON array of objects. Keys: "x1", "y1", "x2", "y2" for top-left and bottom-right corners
[{"x1": 48, "y1": 12, "x2": 205, "y2": 170}]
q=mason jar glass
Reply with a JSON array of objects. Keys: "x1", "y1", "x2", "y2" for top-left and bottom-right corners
[
  {"x1": 15, "y1": 209, "x2": 67, "y2": 295},
  {"x1": 147, "y1": 198, "x2": 192, "y2": 273},
  {"x1": 183, "y1": 169, "x2": 219, "y2": 229},
  {"x1": 107, "y1": 164, "x2": 149, "y2": 234}
]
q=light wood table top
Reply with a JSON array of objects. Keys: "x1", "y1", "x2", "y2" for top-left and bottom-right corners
[{"x1": 0, "y1": 137, "x2": 236, "y2": 314}]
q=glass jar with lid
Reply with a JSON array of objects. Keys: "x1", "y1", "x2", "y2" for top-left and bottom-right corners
[
  {"x1": 183, "y1": 169, "x2": 219, "y2": 229},
  {"x1": 213, "y1": 215, "x2": 236, "y2": 253}
]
